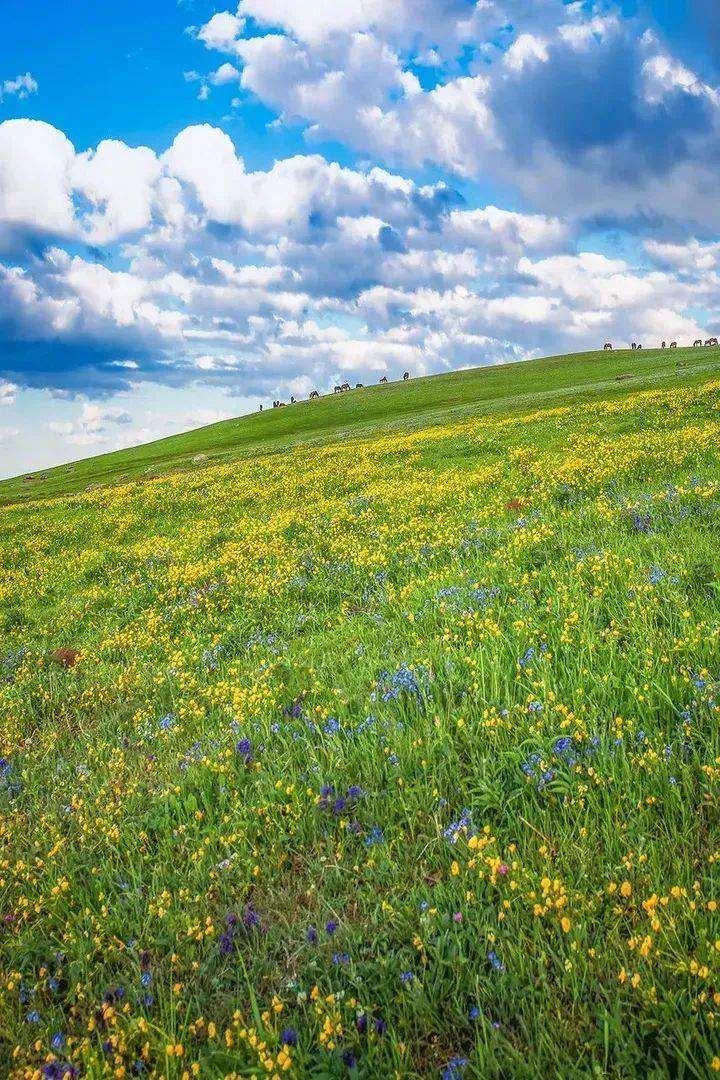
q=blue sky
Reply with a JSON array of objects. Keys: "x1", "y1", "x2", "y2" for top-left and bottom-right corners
[{"x1": 1, "y1": 0, "x2": 719, "y2": 476}]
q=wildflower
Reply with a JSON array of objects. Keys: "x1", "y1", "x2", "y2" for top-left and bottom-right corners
[
  {"x1": 400, "y1": 971, "x2": 414, "y2": 983},
  {"x1": 488, "y1": 951, "x2": 505, "y2": 972},
  {"x1": 441, "y1": 1057, "x2": 468, "y2": 1080},
  {"x1": 365, "y1": 826, "x2": 385, "y2": 846},
  {"x1": 306, "y1": 926, "x2": 319, "y2": 944},
  {"x1": 553, "y1": 737, "x2": 573, "y2": 754},
  {"x1": 325, "y1": 920, "x2": 338, "y2": 935},
  {"x1": 236, "y1": 738, "x2": 253, "y2": 764},
  {"x1": 281, "y1": 1027, "x2": 298, "y2": 1046}
]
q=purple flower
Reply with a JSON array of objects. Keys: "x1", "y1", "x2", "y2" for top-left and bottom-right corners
[
  {"x1": 306, "y1": 926, "x2": 318, "y2": 944},
  {"x1": 236, "y1": 738, "x2": 253, "y2": 764},
  {"x1": 325, "y1": 919, "x2": 338, "y2": 935},
  {"x1": 400, "y1": 970, "x2": 414, "y2": 983},
  {"x1": 281, "y1": 1027, "x2": 298, "y2": 1046}
]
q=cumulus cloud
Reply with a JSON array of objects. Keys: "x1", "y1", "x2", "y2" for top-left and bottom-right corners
[
  {"x1": 188, "y1": 1, "x2": 720, "y2": 228},
  {"x1": 0, "y1": 112, "x2": 714, "y2": 404}
]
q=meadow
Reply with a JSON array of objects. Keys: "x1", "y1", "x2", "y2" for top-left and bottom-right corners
[{"x1": 2, "y1": 350, "x2": 720, "y2": 1078}]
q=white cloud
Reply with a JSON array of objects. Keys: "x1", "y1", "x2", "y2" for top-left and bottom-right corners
[
  {"x1": 196, "y1": 11, "x2": 245, "y2": 52},
  {"x1": 1, "y1": 73, "x2": 38, "y2": 101},
  {"x1": 0, "y1": 379, "x2": 17, "y2": 406},
  {"x1": 71, "y1": 140, "x2": 161, "y2": 244},
  {"x1": 0, "y1": 120, "x2": 76, "y2": 240},
  {"x1": 504, "y1": 34, "x2": 549, "y2": 72}
]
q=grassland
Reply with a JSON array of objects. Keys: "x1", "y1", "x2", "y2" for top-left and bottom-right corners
[
  {"x1": 2, "y1": 348, "x2": 720, "y2": 1079},
  {"x1": 2, "y1": 346, "x2": 720, "y2": 504}
]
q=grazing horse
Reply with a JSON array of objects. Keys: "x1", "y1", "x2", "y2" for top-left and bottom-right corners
[
  {"x1": 670, "y1": 342, "x2": 677, "y2": 349},
  {"x1": 694, "y1": 339, "x2": 703, "y2": 347},
  {"x1": 631, "y1": 343, "x2": 637, "y2": 350},
  {"x1": 333, "y1": 385, "x2": 343, "y2": 393},
  {"x1": 403, "y1": 371, "x2": 409, "y2": 381},
  {"x1": 278, "y1": 402, "x2": 287, "y2": 407},
  {"x1": 355, "y1": 382, "x2": 364, "y2": 388},
  {"x1": 379, "y1": 375, "x2": 388, "y2": 383},
  {"x1": 662, "y1": 341, "x2": 667, "y2": 349},
  {"x1": 340, "y1": 382, "x2": 351, "y2": 392},
  {"x1": 603, "y1": 343, "x2": 613, "y2": 351},
  {"x1": 706, "y1": 337, "x2": 719, "y2": 347},
  {"x1": 309, "y1": 390, "x2": 319, "y2": 399}
]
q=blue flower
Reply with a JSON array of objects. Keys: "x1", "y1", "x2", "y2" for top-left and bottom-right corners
[
  {"x1": 441, "y1": 1057, "x2": 468, "y2": 1080},
  {"x1": 400, "y1": 970, "x2": 414, "y2": 983},
  {"x1": 488, "y1": 950, "x2": 505, "y2": 972},
  {"x1": 281, "y1": 1027, "x2": 298, "y2": 1046},
  {"x1": 553, "y1": 737, "x2": 572, "y2": 754},
  {"x1": 325, "y1": 920, "x2": 338, "y2": 935}
]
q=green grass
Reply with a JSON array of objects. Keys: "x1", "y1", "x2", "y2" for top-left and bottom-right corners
[
  {"x1": 3, "y1": 348, "x2": 720, "y2": 1079},
  {"x1": 2, "y1": 346, "x2": 719, "y2": 506}
]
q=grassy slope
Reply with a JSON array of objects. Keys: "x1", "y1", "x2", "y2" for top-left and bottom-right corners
[
  {"x1": 4, "y1": 349, "x2": 720, "y2": 1076},
  {"x1": 2, "y1": 346, "x2": 719, "y2": 505}
]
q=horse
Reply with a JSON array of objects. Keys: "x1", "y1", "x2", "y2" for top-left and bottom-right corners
[
  {"x1": 706, "y1": 337, "x2": 719, "y2": 347},
  {"x1": 603, "y1": 343, "x2": 613, "y2": 351},
  {"x1": 355, "y1": 383, "x2": 364, "y2": 389},
  {"x1": 662, "y1": 341, "x2": 667, "y2": 349},
  {"x1": 631, "y1": 343, "x2": 637, "y2": 350},
  {"x1": 670, "y1": 342, "x2": 677, "y2": 349},
  {"x1": 403, "y1": 372, "x2": 409, "y2": 381},
  {"x1": 379, "y1": 376, "x2": 388, "y2": 383},
  {"x1": 694, "y1": 340, "x2": 703, "y2": 347},
  {"x1": 290, "y1": 396, "x2": 296, "y2": 404},
  {"x1": 333, "y1": 385, "x2": 343, "y2": 393},
  {"x1": 309, "y1": 390, "x2": 319, "y2": 399},
  {"x1": 637, "y1": 344, "x2": 642, "y2": 349},
  {"x1": 340, "y1": 382, "x2": 351, "y2": 392}
]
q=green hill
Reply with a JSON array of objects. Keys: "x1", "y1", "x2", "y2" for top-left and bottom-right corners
[
  {"x1": 2, "y1": 345, "x2": 719, "y2": 505},
  {"x1": 3, "y1": 346, "x2": 720, "y2": 1078}
]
